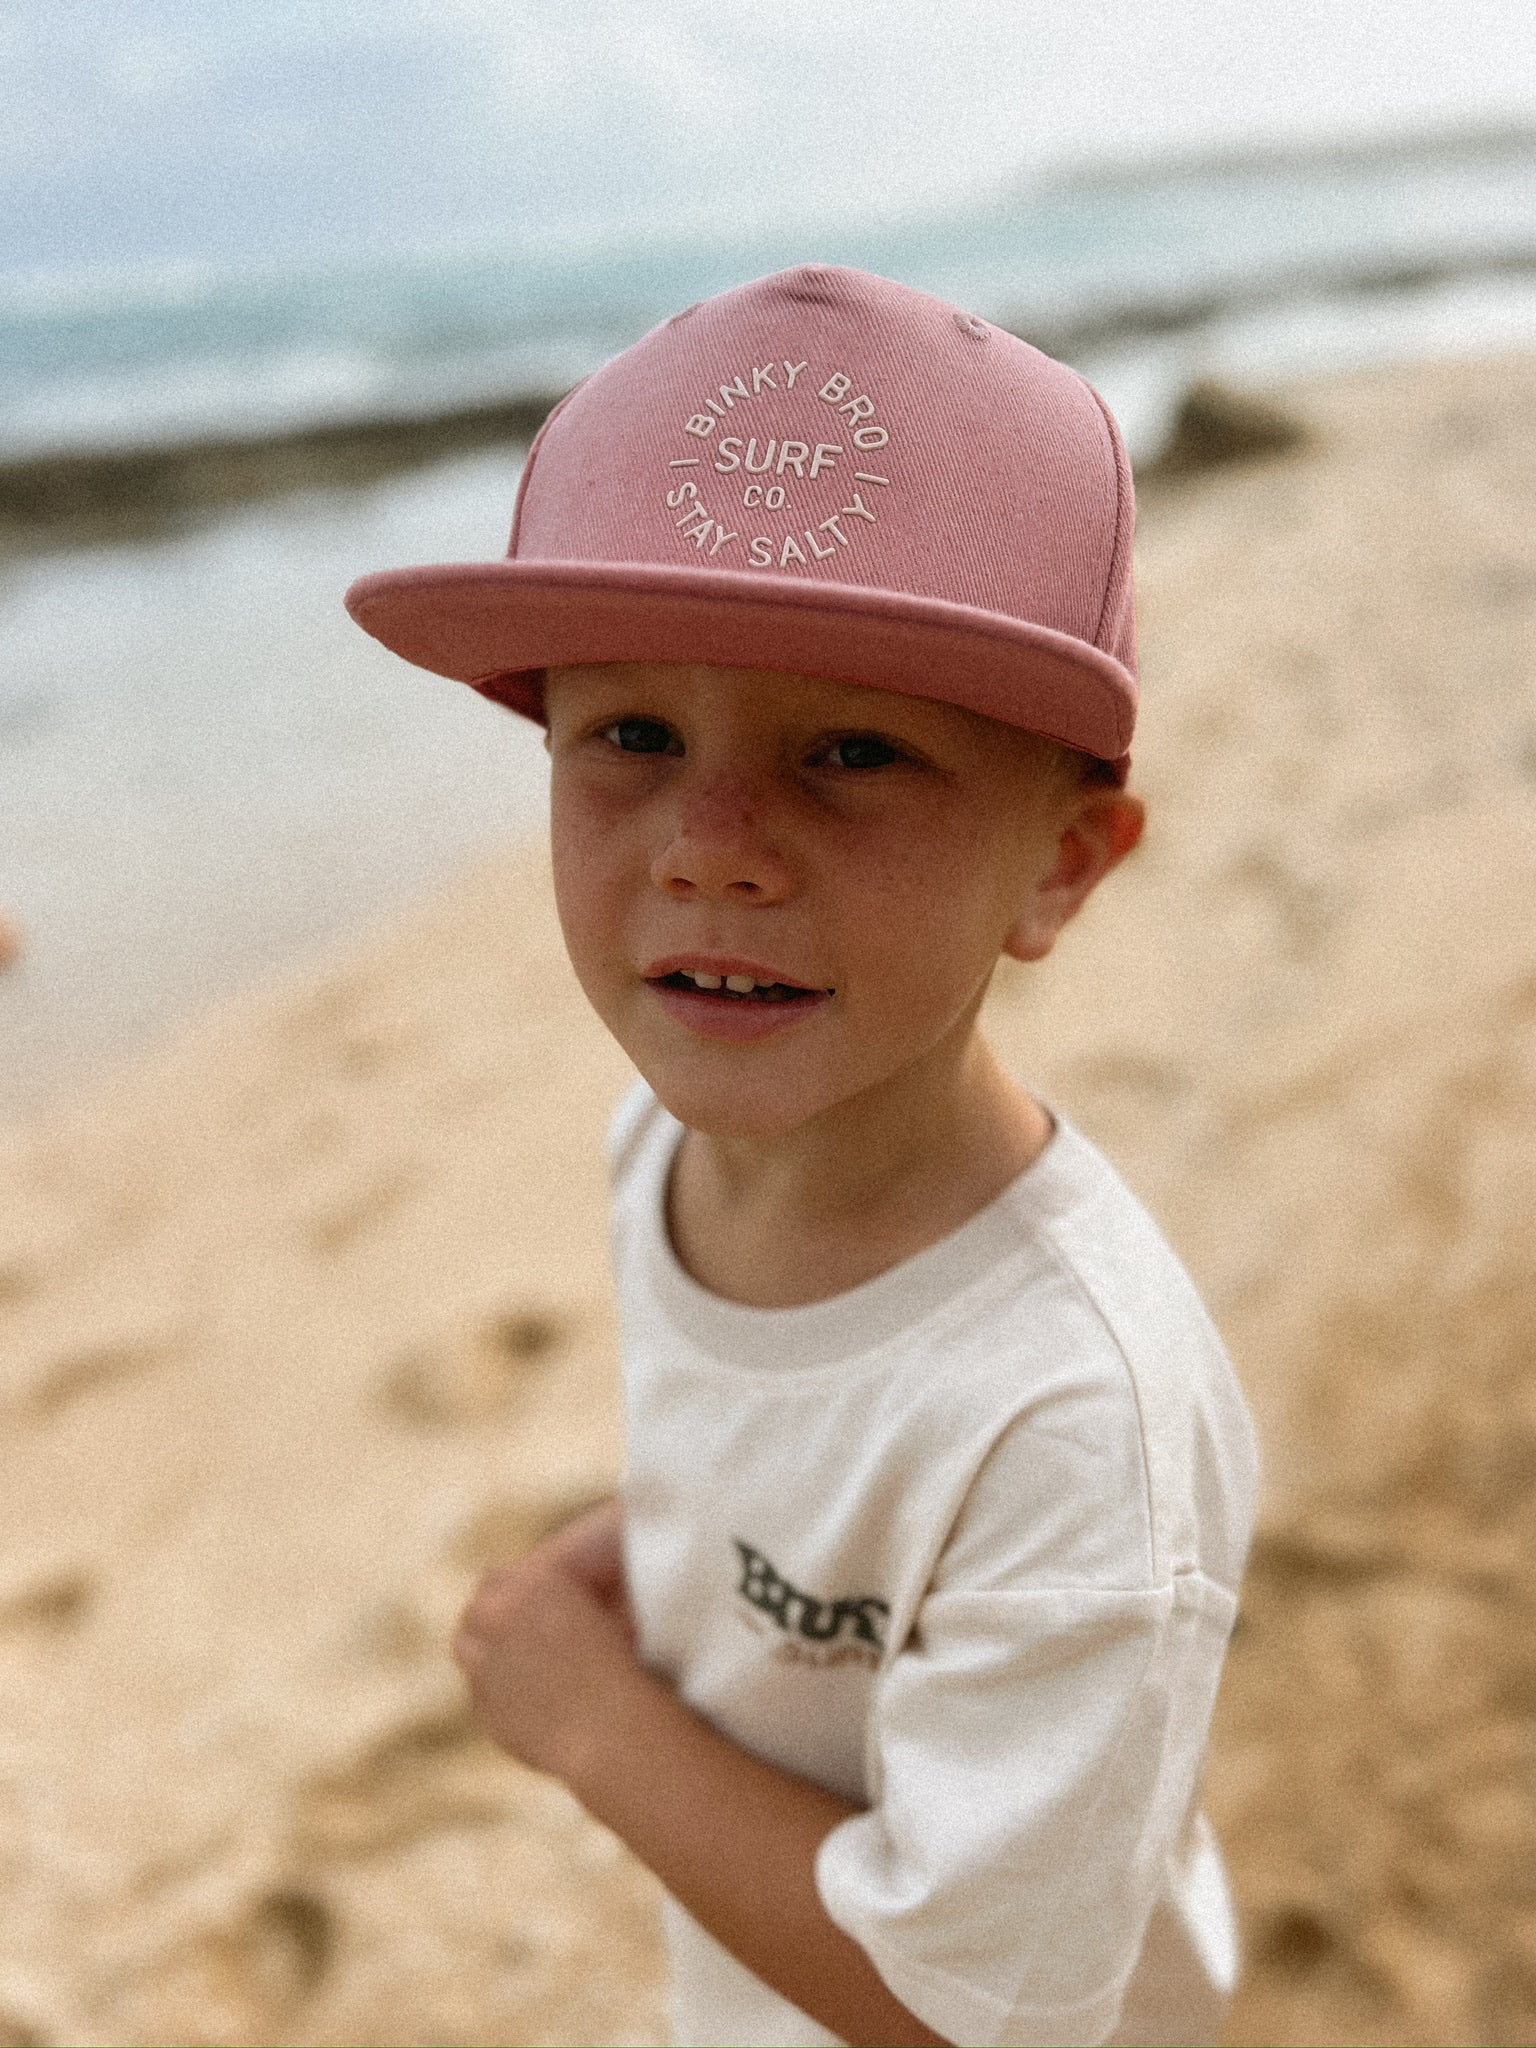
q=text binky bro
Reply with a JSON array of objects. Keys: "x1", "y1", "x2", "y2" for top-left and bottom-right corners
[{"x1": 664, "y1": 362, "x2": 895, "y2": 570}]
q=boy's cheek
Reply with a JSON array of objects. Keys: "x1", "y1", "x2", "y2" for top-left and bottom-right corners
[
  {"x1": 555, "y1": 930, "x2": 670, "y2": 1079},
  {"x1": 550, "y1": 844, "x2": 630, "y2": 985},
  {"x1": 556, "y1": 931, "x2": 633, "y2": 1041}
]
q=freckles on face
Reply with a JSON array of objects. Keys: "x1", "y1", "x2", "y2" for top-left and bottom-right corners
[{"x1": 541, "y1": 663, "x2": 1065, "y2": 1135}]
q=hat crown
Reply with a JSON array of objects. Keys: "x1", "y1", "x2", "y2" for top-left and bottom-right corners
[
  {"x1": 511, "y1": 265, "x2": 1136, "y2": 678},
  {"x1": 344, "y1": 264, "x2": 1138, "y2": 764}
]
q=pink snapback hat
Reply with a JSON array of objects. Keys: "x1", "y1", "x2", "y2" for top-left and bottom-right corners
[{"x1": 345, "y1": 265, "x2": 1138, "y2": 766}]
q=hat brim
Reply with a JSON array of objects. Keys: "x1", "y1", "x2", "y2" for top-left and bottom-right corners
[{"x1": 344, "y1": 559, "x2": 1135, "y2": 764}]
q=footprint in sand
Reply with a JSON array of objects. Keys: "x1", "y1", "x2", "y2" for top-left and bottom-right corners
[
  {"x1": 1062, "y1": 1049, "x2": 1191, "y2": 1102},
  {"x1": 234, "y1": 1888, "x2": 334, "y2": 2009},
  {"x1": 0, "y1": 1201, "x2": 87, "y2": 1309},
  {"x1": 1223, "y1": 841, "x2": 1338, "y2": 960},
  {"x1": 290, "y1": 1706, "x2": 509, "y2": 1862},
  {"x1": 281, "y1": 977, "x2": 419, "y2": 1077},
  {"x1": 378, "y1": 1306, "x2": 568, "y2": 1427},
  {"x1": 0, "y1": 1175, "x2": 166, "y2": 1311},
  {"x1": 0, "y1": 2002, "x2": 51, "y2": 2048},
  {"x1": 157, "y1": 1884, "x2": 336, "y2": 2030},
  {"x1": 0, "y1": 1562, "x2": 95, "y2": 1637},
  {"x1": 1253, "y1": 1905, "x2": 1336, "y2": 1977},
  {"x1": 353, "y1": 1595, "x2": 435, "y2": 1668},
  {"x1": 0, "y1": 1251, "x2": 40, "y2": 1309},
  {"x1": 300, "y1": 1158, "x2": 423, "y2": 1255},
  {"x1": 333, "y1": 1019, "x2": 417, "y2": 1076},
  {"x1": 4, "y1": 1314, "x2": 186, "y2": 1419}
]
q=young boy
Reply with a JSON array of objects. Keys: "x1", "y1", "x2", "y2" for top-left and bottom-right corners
[{"x1": 345, "y1": 265, "x2": 1259, "y2": 2048}]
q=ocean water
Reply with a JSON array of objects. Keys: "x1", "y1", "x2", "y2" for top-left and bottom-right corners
[
  {"x1": 4, "y1": 127, "x2": 1536, "y2": 1119},
  {"x1": 0, "y1": 449, "x2": 552, "y2": 1121},
  {"x1": 5, "y1": 126, "x2": 1536, "y2": 459}
]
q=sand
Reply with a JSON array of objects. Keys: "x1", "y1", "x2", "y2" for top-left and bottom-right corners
[{"x1": 2, "y1": 349, "x2": 1534, "y2": 2048}]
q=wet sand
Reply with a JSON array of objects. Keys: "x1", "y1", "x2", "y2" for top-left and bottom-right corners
[{"x1": 2, "y1": 350, "x2": 1534, "y2": 2045}]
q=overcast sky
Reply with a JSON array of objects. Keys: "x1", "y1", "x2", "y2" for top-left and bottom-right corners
[{"x1": 5, "y1": 0, "x2": 1536, "y2": 274}]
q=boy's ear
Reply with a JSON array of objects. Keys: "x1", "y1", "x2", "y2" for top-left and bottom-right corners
[{"x1": 1001, "y1": 792, "x2": 1145, "y2": 964}]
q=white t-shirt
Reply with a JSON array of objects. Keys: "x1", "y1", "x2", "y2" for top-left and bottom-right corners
[{"x1": 610, "y1": 1083, "x2": 1259, "y2": 2048}]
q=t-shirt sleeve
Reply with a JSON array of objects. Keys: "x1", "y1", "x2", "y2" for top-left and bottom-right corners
[{"x1": 815, "y1": 1548, "x2": 1239, "y2": 2044}]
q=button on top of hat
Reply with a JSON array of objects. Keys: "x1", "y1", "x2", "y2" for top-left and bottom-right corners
[{"x1": 954, "y1": 311, "x2": 991, "y2": 340}]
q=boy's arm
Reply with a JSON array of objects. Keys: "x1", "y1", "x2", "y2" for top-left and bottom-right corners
[{"x1": 453, "y1": 1502, "x2": 949, "y2": 2048}]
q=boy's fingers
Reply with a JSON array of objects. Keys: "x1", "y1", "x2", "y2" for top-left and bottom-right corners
[
  {"x1": 466, "y1": 1502, "x2": 624, "y2": 1606},
  {"x1": 542, "y1": 1498, "x2": 625, "y2": 1590},
  {"x1": 454, "y1": 1565, "x2": 537, "y2": 1661},
  {"x1": 544, "y1": 1495, "x2": 621, "y2": 1561},
  {"x1": 459, "y1": 1568, "x2": 516, "y2": 1626},
  {"x1": 456, "y1": 1551, "x2": 601, "y2": 1645}
]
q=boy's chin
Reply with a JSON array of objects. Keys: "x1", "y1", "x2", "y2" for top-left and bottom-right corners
[
  {"x1": 642, "y1": 1074, "x2": 814, "y2": 1144},
  {"x1": 629, "y1": 1054, "x2": 841, "y2": 1145}
]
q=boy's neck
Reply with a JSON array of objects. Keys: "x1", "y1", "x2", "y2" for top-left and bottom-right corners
[{"x1": 666, "y1": 1030, "x2": 1053, "y2": 1310}]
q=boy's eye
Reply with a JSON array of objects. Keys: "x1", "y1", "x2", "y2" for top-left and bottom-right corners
[
  {"x1": 603, "y1": 717, "x2": 678, "y2": 755},
  {"x1": 825, "y1": 733, "x2": 903, "y2": 771}
]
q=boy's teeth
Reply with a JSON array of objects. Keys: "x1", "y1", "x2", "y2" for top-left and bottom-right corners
[{"x1": 674, "y1": 967, "x2": 814, "y2": 996}]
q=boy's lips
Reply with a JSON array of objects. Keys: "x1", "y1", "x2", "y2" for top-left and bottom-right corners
[{"x1": 641, "y1": 954, "x2": 832, "y2": 1042}]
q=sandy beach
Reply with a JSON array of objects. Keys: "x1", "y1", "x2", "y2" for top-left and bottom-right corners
[{"x1": 2, "y1": 348, "x2": 1534, "y2": 2047}]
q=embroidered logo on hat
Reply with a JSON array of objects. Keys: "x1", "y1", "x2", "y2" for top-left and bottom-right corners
[
  {"x1": 345, "y1": 264, "x2": 1138, "y2": 767},
  {"x1": 662, "y1": 358, "x2": 895, "y2": 571}
]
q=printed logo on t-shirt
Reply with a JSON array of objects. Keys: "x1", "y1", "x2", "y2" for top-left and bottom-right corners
[{"x1": 732, "y1": 1539, "x2": 890, "y2": 1669}]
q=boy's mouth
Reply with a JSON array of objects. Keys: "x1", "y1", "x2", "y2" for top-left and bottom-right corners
[
  {"x1": 640, "y1": 959, "x2": 834, "y2": 1040},
  {"x1": 650, "y1": 968, "x2": 826, "y2": 1005}
]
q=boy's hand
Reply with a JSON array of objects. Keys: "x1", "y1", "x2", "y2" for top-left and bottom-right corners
[
  {"x1": 452, "y1": 1497, "x2": 640, "y2": 1779},
  {"x1": 454, "y1": 1495, "x2": 948, "y2": 2046}
]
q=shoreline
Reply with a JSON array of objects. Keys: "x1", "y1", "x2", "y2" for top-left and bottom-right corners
[
  {"x1": 0, "y1": 346, "x2": 1239, "y2": 560},
  {"x1": 0, "y1": 390, "x2": 561, "y2": 557},
  {"x1": 10, "y1": 244, "x2": 1536, "y2": 559}
]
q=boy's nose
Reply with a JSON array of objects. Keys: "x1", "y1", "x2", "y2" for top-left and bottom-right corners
[{"x1": 649, "y1": 785, "x2": 793, "y2": 903}]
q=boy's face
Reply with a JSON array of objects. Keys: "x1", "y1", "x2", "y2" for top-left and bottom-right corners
[{"x1": 543, "y1": 662, "x2": 1138, "y2": 1141}]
